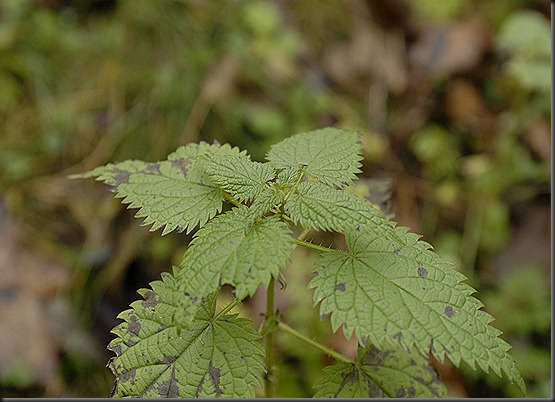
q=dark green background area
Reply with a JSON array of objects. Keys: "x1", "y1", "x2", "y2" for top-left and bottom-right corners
[{"x1": 0, "y1": 0, "x2": 550, "y2": 398}]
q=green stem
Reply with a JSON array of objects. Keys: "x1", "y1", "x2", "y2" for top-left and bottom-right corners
[
  {"x1": 292, "y1": 238, "x2": 333, "y2": 253},
  {"x1": 296, "y1": 227, "x2": 312, "y2": 243},
  {"x1": 222, "y1": 191, "x2": 243, "y2": 208},
  {"x1": 265, "y1": 277, "x2": 276, "y2": 397},
  {"x1": 213, "y1": 291, "x2": 249, "y2": 321},
  {"x1": 277, "y1": 320, "x2": 355, "y2": 365},
  {"x1": 282, "y1": 166, "x2": 305, "y2": 204}
]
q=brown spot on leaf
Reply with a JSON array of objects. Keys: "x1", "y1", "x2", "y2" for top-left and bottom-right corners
[
  {"x1": 208, "y1": 361, "x2": 222, "y2": 396},
  {"x1": 396, "y1": 386, "x2": 416, "y2": 397},
  {"x1": 171, "y1": 157, "x2": 192, "y2": 176},
  {"x1": 144, "y1": 163, "x2": 162, "y2": 175},
  {"x1": 108, "y1": 344, "x2": 123, "y2": 357},
  {"x1": 444, "y1": 306, "x2": 455, "y2": 318},
  {"x1": 340, "y1": 370, "x2": 359, "y2": 391},
  {"x1": 342, "y1": 368, "x2": 382, "y2": 398},
  {"x1": 335, "y1": 282, "x2": 346, "y2": 292},
  {"x1": 393, "y1": 249, "x2": 401, "y2": 255},
  {"x1": 119, "y1": 368, "x2": 136, "y2": 383},
  {"x1": 158, "y1": 378, "x2": 179, "y2": 397},
  {"x1": 367, "y1": 380, "x2": 382, "y2": 398},
  {"x1": 109, "y1": 168, "x2": 131, "y2": 192},
  {"x1": 362, "y1": 346, "x2": 390, "y2": 366},
  {"x1": 128, "y1": 315, "x2": 141, "y2": 336},
  {"x1": 156, "y1": 355, "x2": 177, "y2": 366},
  {"x1": 142, "y1": 291, "x2": 158, "y2": 309},
  {"x1": 124, "y1": 338, "x2": 138, "y2": 347},
  {"x1": 415, "y1": 376, "x2": 426, "y2": 384},
  {"x1": 408, "y1": 386, "x2": 416, "y2": 397},
  {"x1": 417, "y1": 266, "x2": 428, "y2": 279}
]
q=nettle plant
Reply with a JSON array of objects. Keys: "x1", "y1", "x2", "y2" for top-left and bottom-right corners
[{"x1": 71, "y1": 128, "x2": 524, "y2": 398}]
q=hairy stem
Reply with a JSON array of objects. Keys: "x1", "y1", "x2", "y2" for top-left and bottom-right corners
[
  {"x1": 277, "y1": 320, "x2": 355, "y2": 365},
  {"x1": 292, "y1": 237, "x2": 333, "y2": 253},
  {"x1": 265, "y1": 277, "x2": 276, "y2": 397}
]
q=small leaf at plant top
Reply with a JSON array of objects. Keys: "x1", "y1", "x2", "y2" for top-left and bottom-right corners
[
  {"x1": 108, "y1": 279, "x2": 265, "y2": 398},
  {"x1": 275, "y1": 166, "x2": 302, "y2": 188},
  {"x1": 199, "y1": 154, "x2": 275, "y2": 202},
  {"x1": 178, "y1": 206, "x2": 292, "y2": 298},
  {"x1": 286, "y1": 181, "x2": 382, "y2": 232},
  {"x1": 69, "y1": 142, "x2": 242, "y2": 235},
  {"x1": 313, "y1": 343, "x2": 447, "y2": 398},
  {"x1": 266, "y1": 128, "x2": 362, "y2": 188},
  {"x1": 310, "y1": 221, "x2": 525, "y2": 394},
  {"x1": 248, "y1": 186, "x2": 283, "y2": 219}
]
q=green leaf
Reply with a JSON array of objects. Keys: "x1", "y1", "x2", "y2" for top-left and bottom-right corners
[
  {"x1": 70, "y1": 142, "x2": 242, "y2": 235},
  {"x1": 179, "y1": 206, "x2": 292, "y2": 297},
  {"x1": 248, "y1": 186, "x2": 283, "y2": 219},
  {"x1": 276, "y1": 166, "x2": 302, "y2": 188},
  {"x1": 266, "y1": 128, "x2": 362, "y2": 188},
  {"x1": 108, "y1": 278, "x2": 265, "y2": 398},
  {"x1": 200, "y1": 154, "x2": 275, "y2": 202},
  {"x1": 167, "y1": 141, "x2": 246, "y2": 169},
  {"x1": 313, "y1": 343, "x2": 447, "y2": 398},
  {"x1": 310, "y1": 222, "x2": 525, "y2": 394},
  {"x1": 108, "y1": 267, "x2": 202, "y2": 349},
  {"x1": 286, "y1": 181, "x2": 382, "y2": 232}
]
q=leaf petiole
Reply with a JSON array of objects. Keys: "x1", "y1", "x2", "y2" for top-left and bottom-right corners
[
  {"x1": 291, "y1": 237, "x2": 333, "y2": 253},
  {"x1": 222, "y1": 190, "x2": 243, "y2": 208},
  {"x1": 213, "y1": 291, "x2": 249, "y2": 321},
  {"x1": 282, "y1": 165, "x2": 305, "y2": 204},
  {"x1": 276, "y1": 320, "x2": 355, "y2": 365}
]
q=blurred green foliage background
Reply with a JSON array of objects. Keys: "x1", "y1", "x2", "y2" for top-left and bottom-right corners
[{"x1": 0, "y1": 0, "x2": 550, "y2": 398}]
